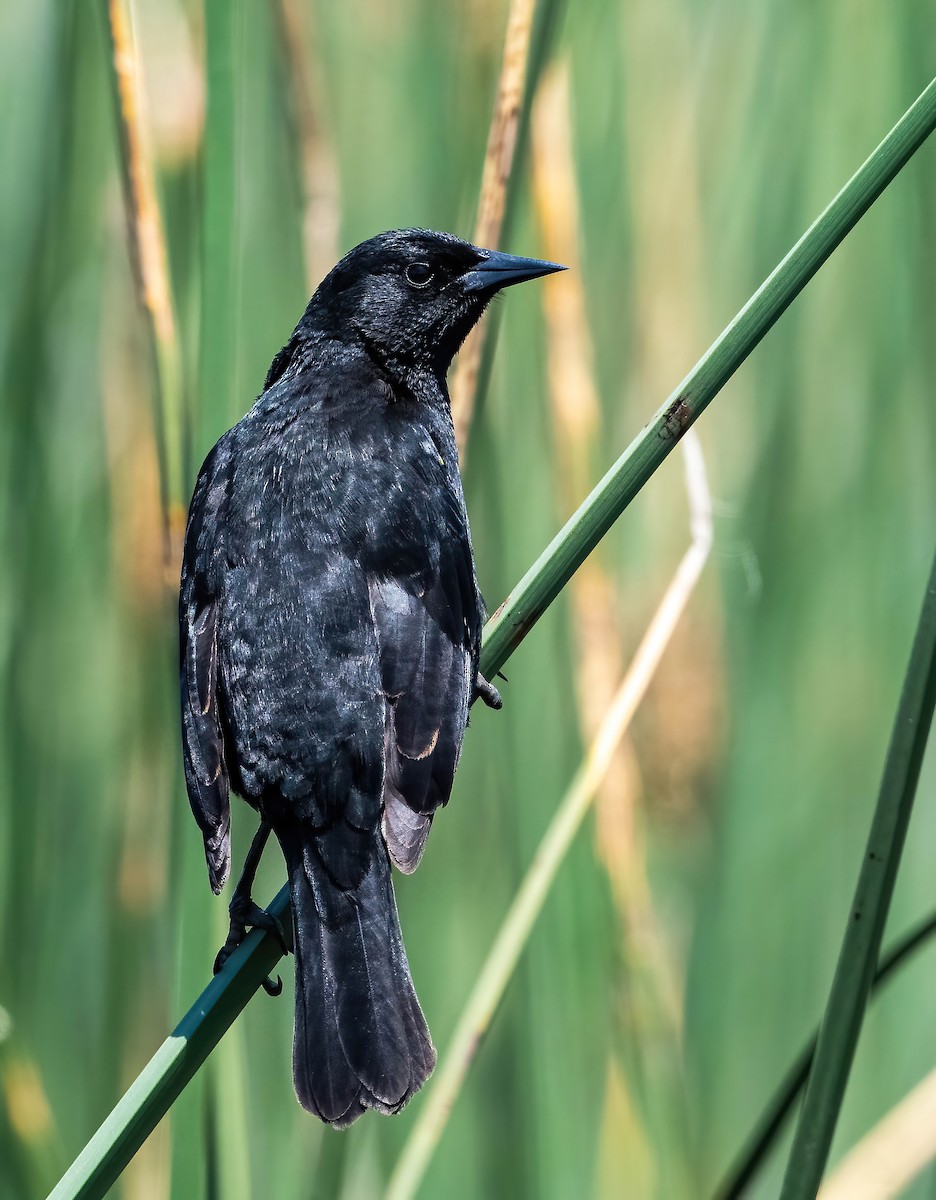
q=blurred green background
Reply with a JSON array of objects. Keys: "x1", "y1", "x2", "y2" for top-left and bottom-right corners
[{"x1": 2, "y1": 1, "x2": 935, "y2": 1197}]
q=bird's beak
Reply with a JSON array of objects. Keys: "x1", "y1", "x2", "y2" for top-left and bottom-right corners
[{"x1": 460, "y1": 248, "x2": 567, "y2": 293}]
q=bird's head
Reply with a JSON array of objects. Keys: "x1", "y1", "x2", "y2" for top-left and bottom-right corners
[{"x1": 302, "y1": 229, "x2": 564, "y2": 376}]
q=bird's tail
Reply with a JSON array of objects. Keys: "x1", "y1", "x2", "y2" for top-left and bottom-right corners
[{"x1": 282, "y1": 830, "x2": 436, "y2": 1128}]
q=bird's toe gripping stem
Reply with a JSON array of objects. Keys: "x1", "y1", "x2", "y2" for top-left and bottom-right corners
[
  {"x1": 213, "y1": 820, "x2": 291, "y2": 996},
  {"x1": 474, "y1": 672, "x2": 503, "y2": 710},
  {"x1": 214, "y1": 895, "x2": 291, "y2": 995}
]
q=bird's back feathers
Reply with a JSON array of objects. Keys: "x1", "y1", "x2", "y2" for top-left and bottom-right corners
[{"x1": 180, "y1": 353, "x2": 480, "y2": 1123}]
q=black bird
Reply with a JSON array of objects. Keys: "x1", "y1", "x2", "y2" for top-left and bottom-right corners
[{"x1": 180, "y1": 228, "x2": 563, "y2": 1127}]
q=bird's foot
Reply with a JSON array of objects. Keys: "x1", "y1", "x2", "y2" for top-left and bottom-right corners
[
  {"x1": 214, "y1": 894, "x2": 291, "y2": 996},
  {"x1": 474, "y1": 672, "x2": 503, "y2": 710}
]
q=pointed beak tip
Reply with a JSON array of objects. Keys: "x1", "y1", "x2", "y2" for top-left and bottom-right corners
[{"x1": 461, "y1": 249, "x2": 570, "y2": 292}]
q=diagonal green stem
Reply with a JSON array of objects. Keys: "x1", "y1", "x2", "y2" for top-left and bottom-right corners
[
  {"x1": 47, "y1": 889, "x2": 289, "y2": 1200},
  {"x1": 48, "y1": 75, "x2": 936, "y2": 1200},
  {"x1": 481, "y1": 75, "x2": 936, "y2": 680},
  {"x1": 778, "y1": 553, "x2": 936, "y2": 1197}
]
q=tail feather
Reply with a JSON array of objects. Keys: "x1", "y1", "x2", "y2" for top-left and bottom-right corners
[
  {"x1": 293, "y1": 906, "x2": 365, "y2": 1126},
  {"x1": 284, "y1": 829, "x2": 436, "y2": 1127}
]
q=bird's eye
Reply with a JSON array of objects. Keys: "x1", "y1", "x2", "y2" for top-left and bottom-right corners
[{"x1": 405, "y1": 262, "x2": 434, "y2": 288}]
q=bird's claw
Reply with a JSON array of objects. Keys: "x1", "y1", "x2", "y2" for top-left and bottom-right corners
[
  {"x1": 262, "y1": 974, "x2": 283, "y2": 997},
  {"x1": 213, "y1": 895, "x2": 291, "y2": 997},
  {"x1": 474, "y1": 673, "x2": 503, "y2": 710}
]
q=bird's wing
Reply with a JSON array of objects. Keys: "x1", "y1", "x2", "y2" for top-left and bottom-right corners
[
  {"x1": 368, "y1": 525, "x2": 480, "y2": 874},
  {"x1": 180, "y1": 444, "x2": 232, "y2": 893}
]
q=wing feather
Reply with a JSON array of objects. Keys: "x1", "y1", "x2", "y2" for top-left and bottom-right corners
[
  {"x1": 180, "y1": 446, "x2": 232, "y2": 893},
  {"x1": 369, "y1": 560, "x2": 477, "y2": 874}
]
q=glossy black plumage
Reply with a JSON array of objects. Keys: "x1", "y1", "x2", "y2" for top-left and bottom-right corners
[{"x1": 180, "y1": 229, "x2": 563, "y2": 1125}]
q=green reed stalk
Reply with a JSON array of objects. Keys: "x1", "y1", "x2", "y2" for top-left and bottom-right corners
[{"x1": 778, "y1": 551, "x2": 936, "y2": 1197}]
